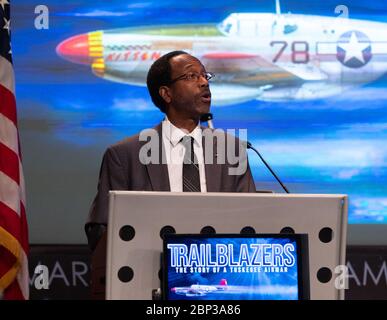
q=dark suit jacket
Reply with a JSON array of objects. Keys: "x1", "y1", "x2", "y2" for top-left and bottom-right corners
[{"x1": 86, "y1": 123, "x2": 256, "y2": 247}]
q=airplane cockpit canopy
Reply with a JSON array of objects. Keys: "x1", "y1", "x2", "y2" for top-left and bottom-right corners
[
  {"x1": 217, "y1": 13, "x2": 260, "y2": 37},
  {"x1": 217, "y1": 14, "x2": 239, "y2": 36},
  {"x1": 218, "y1": 13, "x2": 299, "y2": 37}
]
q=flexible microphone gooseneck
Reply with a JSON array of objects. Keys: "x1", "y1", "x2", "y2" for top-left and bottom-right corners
[
  {"x1": 246, "y1": 141, "x2": 289, "y2": 194},
  {"x1": 200, "y1": 113, "x2": 290, "y2": 193}
]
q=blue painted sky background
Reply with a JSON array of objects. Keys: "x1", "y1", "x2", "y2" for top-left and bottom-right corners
[{"x1": 10, "y1": 0, "x2": 387, "y2": 237}]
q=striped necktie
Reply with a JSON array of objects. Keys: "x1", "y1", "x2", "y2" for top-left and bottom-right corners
[{"x1": 182, "y1": 136, "x2": 201, "y2": 192}]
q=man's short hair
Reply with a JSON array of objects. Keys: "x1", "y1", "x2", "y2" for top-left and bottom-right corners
[{"x1": 146, "y1": 50, "x2": 188, "y2": 113}]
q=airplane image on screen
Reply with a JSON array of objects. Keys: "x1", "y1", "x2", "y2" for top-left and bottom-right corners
[
  {"x1": 170, "y1": 278, "x2": 298, "y2": 298},
  {"x1": 56, "y1": 0, "x2": 387, "y2": 105},
  {"x1": 171, "y1": 279, "x2": 228, "y2": 297}
]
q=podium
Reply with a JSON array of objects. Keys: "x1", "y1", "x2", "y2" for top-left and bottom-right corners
[{"x1": 93, "y1": 191, "x2": 347, "y2": 300}]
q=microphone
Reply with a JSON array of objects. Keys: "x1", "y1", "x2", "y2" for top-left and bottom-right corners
[
  {"x1": 200, "y1": 113, "x2": 214, "y2": 129},
  {"x1": 200, "y1": 112, "x2": 289, "y2": 193},
  {"x1": 246, "y1": 141, "x2": 290, "y2": 194}
]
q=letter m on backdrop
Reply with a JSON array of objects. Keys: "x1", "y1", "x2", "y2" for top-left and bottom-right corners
[{"x1": 0, "y1": 0, "x2": 29, "y2": 300}]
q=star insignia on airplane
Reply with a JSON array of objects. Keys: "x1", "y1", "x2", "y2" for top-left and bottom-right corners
[{"x1": 336, "y1": 30, "x2": 372, "y2": 68}]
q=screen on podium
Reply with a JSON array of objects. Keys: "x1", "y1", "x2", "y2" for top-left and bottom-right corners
[{"x1": 163, "y1": 234, "x2": 310, "y2": 300}]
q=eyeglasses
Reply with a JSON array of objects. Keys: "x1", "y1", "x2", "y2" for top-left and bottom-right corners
[{"x1": 169, "y1": 71, "x2": 215, "y2": 84}]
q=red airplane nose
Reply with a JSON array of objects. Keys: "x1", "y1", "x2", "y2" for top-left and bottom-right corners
[{"x1": 56, "y1": 34, "x2": 93, "y2": 65}]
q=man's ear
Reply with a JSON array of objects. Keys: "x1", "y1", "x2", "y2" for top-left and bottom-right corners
[{"x1": 159, "y1": 86, "x2": 172, "y2": 104}]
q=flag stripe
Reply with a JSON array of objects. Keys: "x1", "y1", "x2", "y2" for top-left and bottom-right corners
[
  {"x1": 16, "y1": 248, "x2": 29, "y2": 299},
  {"x1": 0, "y1": 113, "x2": 19, "y2": 154},
  {"x1": 0, "y1": 0, "x2": 30, "y2": 300},
  {"x1": 0, "y1": 83, "x2": 17, "y2": 126},
  {"x1": 19, "y1": 165, "x2": 26, "y2": 208},
  {"x1": 0, "y1": 201, "x2": 23, "y2": 244},
  {"x1": 19, "y1": 202, "x2": 28, "y2": 253},
  {"x1": 0, "y1": 171, "x2": 21, "y2": 216},
  {"x1": 0, "y1": 142, "x2": 20, "y2": 184},
  {"x1": 0, "y1": 56, "x2": 15, "y2": 95},
  {"x1": 4, "y1": 278, "x2": 24, "y2": 300}
]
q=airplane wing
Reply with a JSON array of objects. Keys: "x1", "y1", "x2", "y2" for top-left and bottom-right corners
[
  {"x1": 200, "y1": 52, "x2": 306, "y2": 88},
  {"x1": 278, "y1": 63, "x2": 329, "y2": 81}
]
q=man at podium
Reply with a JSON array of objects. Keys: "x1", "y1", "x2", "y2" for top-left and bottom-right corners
[{"x1": 85, "y1": 51, "x2": 256, "y2": 250}]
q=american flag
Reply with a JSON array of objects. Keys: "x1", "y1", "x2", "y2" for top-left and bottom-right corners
[{"x1": 0, "y1": 0, "x2": 29, "y2": 300}]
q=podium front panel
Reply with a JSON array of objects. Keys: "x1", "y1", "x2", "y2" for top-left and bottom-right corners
[{"x1": 106, "y1": 192, "x2": 347, "y2": 300}]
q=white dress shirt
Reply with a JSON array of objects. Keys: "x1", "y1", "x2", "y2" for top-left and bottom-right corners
[{"x1": 162, "y1": 117, "x2": 207, "y2": 192}]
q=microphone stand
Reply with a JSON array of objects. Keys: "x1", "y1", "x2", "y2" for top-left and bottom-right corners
[{"x1": 246, "y1": 142, "x2": 290, "y2": 194}]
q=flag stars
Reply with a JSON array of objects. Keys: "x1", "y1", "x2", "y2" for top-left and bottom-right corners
[
  {"x1": 0, "y1": 0, "x2": 9, "y2": 11},
  {"x1": 3, "y1": 17, "x2": 10, "y2": 35}
]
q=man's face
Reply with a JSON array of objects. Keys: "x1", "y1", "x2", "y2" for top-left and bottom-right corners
[{"x1": 163, "y1": 54, "x2": 211, "y2": 119}]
